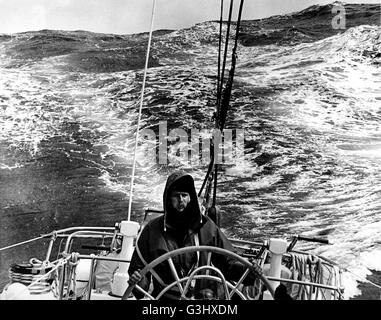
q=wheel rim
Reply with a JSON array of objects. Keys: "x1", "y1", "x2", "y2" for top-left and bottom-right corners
[{"x1": 122, "y1": 246, "x2": 275, "y2": 300}]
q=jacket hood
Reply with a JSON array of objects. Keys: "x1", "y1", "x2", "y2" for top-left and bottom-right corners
[{"x1": 163, "y1": 171, "x2": 203, "y2": 232}]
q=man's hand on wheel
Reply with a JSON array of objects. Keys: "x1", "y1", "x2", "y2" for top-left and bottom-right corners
[{"x1": 128, "y1": 270, "x2": 142, "y2": 286}]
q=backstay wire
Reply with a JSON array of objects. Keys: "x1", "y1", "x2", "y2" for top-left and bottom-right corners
[{"x1": 127, "y1": 0, "x2": 157, "y2": 221}]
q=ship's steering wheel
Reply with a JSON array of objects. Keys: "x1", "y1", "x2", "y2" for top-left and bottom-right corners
[{"x1": 122, "y1": 246, "x2": 275, "y2": 300}]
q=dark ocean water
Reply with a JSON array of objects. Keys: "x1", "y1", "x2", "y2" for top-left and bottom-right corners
[{"x1": 0, "y1": 2, "x2": 380, "y2": 299}]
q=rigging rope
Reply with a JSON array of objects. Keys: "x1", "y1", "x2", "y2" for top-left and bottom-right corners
[
  {"x1": 198, "y1": 0, "x2": 224, "y2": 200},
  {"x1": 217, "y1": 0, "x2": 234, "y2": 120},
  {"x1": 197, "y1": 149, "x2": 215, "y2": 198},
  {"x1": 198, "y1": 0, "x2": 228, "y2": 202},
  {"x1": 218, "y1": 0, "x2": 245, "y2": 130},
  {"x1": 0, "y1": 235, "x2": 50, "y2": 252},
  {"x1": 27, "y1": 258, "x2": 68, "y2": 289},
  {"x1": 216, "y1": 0, "x2": 224, "y2": 110},
  {"x1": 127, "y1": 0, "x2": 157, "y2": 221},
  {"x1": 290, "y1": 253, "x2": 381, "y2": 297},
  {"x1": 319, "y1": 255, "x2": 381, "y2": 291},
  {"x1": 288, "y1": 253, "x2": 340, "y2": 300},
  {"x1": 344, "y1": 267, "x2": 381, "y2": 291},
  {"x1": 213, "y1": 0, "x2": 245, "y2": 208}
]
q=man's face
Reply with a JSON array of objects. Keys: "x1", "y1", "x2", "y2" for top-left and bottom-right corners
[{"x1": 169, "y1": 191, "x2": 191, "y2": 212}]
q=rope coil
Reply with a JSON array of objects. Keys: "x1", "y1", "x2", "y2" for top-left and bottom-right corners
[
  {"x1": 288, "y1": 252, "x2": 343, "y2": 300},
  {"x1": 3, "y1": 257, "x2": 70, "y2": 299}
]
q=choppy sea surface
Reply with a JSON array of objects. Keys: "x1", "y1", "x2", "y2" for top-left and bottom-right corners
[{"x1": 0, "y1": 2, "x2": 380, "y2": 299}]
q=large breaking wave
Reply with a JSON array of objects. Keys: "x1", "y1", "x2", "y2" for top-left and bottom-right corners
[{"x1": 0, "y1": 2, "x2": 380, "y2": 298}]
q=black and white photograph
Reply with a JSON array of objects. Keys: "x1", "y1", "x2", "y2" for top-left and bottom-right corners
[{"x1": 0, "y1": 0, "x2": 380, "y2": 307}]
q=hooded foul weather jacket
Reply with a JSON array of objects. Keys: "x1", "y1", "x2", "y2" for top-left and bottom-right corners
[{"x1": 128, "y1": 172, "x2": 255, "y2": 299}]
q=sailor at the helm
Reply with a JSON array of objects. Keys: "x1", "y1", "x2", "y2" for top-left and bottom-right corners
[{"x1": 127, "y1": 171, "x2": 257, "y2": 300}]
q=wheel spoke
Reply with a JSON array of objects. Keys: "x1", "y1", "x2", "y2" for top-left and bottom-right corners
[
  {"x1": 135, "y1": 285, "x2": 155, "y2": 300},
  {"x1": 206, "y1": 251, "x2": 212, "y2": 275},
  {"x1": 206, "y1": 252, "x2": 212, "y2": 265},
  {"x1": 229, "y1": 268, "x2": 250, "y2": 299},
  {"x1": 123, "y1": 246, "x2": 274, "y2": 300},
  {"x1": 167, "y1": 258, "x2": 184, "y2": 295}
]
